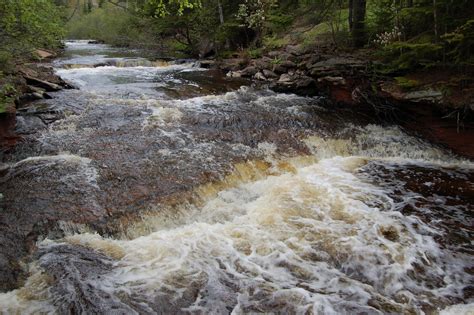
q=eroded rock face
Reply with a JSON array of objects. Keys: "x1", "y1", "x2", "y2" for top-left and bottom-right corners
[
  {"x1": 36, "y1": 244, "x2": 140, "y2": 314},
  {"x1": 0, "y1": 155, "x2": 104, "y2": 291}
]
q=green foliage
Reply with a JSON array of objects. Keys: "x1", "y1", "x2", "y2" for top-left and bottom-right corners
[
  {"x1": 0, "y1": 0, "x2": 64, "y2": 72},
  {"x1": 247, "y1": 48, "x2": 263, "y2": 58},
  {"x1": 443, "y1": 19, "x2": 474, "y2": 65},
  {"x1": 270, "y1": 56, "x2": 282, "y2": 65},
  {"x1": 67, "y1": 5, "x2": 143, "y2": 46},
  {"x1": 379, "y1": 42, "x2": 443, "y2": 71},
  {"x1": 395, "y1": 76, "x2": 420, "y2": 90},
  {"x1": 0, "y1": 52, "x2": 15, "y2": 74},
  {"x1": 0, "y1": 0, "x2": 65, "y2": 58},
  {"x1": 63, "y1": 0, "x2": 473, "y2": 70},
  {"x1": 366, "y1": 0, "x2": 396, "y2": 34},
  {"x1": 263, "y1": 35, "x2": 289, "y2": 50},
  {"x1": 143, "y1": 0, "x2": 202, "y2": 17},
  {"x1": 265, "y1": 11, "x2": 293, "y2": 33}
]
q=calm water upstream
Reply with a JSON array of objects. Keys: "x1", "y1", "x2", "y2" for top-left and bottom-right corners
[{"x1": 0, "y1": 40, "x2": 473, "y2": 314}]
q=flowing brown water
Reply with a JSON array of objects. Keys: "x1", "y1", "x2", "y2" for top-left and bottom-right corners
[{"x1": 0, "y1": 40, "x2": 472, "y2": 314}]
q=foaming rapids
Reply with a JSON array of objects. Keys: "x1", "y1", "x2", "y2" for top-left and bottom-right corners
[{"x1": 1, "y1": 124, "x2": 472, "y2": 314}]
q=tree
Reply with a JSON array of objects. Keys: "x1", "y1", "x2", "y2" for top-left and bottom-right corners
[
  {"x1": 350, "y1": 0, "x2": 366, "y2": 47},
  {"x1": 0, "y1": 0, "x2": 65, "y2": 63}
]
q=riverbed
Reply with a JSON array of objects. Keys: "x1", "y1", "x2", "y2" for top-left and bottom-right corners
[{"x1": 0, "y1": 40, "x2": 472, "y2": 314}]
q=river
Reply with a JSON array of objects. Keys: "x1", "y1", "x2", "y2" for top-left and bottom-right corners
[{"x1": 0, "y1": 40, "x2": 472, "y2": 314}]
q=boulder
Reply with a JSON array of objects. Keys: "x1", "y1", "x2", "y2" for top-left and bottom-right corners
[
  {"x1": 226, "y1": 71, "x2": 242, "y2": 78},
  {"x1": 17, "y1": 92, "x2": 44, "y2": 105},
  {"x1": 403, "y1": 90, "x2": 443, "y2": 103},
  {"x1": 93, "y1": 62, "x2": 112, "y2": 68},
  {"x1": 263, "y1": 69, "x2": 278, "y2": 79},
  {"x1": 254, "y1": 72, "x2": 267, "y2": 81},
  {"x1": 268, "y1": 51, "x2": 282, "y2": 58},
  {"x1": 317, "y1": 76, "x2": 347, "y2": 86},
  {"x1": 17, "y1": 66, "x2": 39, "y2": 78},
  {"x1": 267, "y1": 51, "x2": 295, "y2": 61},
  {"x1": 198, "y1": 38, "x2": 215, "y2": 58},
  {"x1": 219, "y1": 59, "x2": 247, "y2": 72},
  {"x1": 34, "y1": 49, "x2": 56, "y2": 60},
  {"x1": 241, "y1": 66, "x2": 258, "y2": 77},
  {"x1": 285, "y1": 44, "x2": 304, "y2": 56},
  {"x1": 278, "y1": 73, "x2": 293, "y2": 83},
  {"x1": 254, "y1": 58, "x2": 271, "y2": 70},
  {"x1": 296, "y1": 76, "x2": 316, "y2": 88},
  {"x1": 309, "y1": 57, "x2": 365, "y2": 73},
  {"x1": 24, "y1": 76, "x2": 62, "y2": 92},
  {"x1": 273, "y1": 64, "x2": 288, "y2": 74},
  {"x1": 15, "y1": 115, "x2": 47, "y2": 134},
  {"x1": 280, "y1": 60, "x2": 296, "y2": 69},
  {"x1": 199, "y1": 60, "x2": 216, "y2": 69}
]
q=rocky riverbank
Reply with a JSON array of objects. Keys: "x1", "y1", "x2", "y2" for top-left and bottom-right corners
[
  {"x1": 0, "y1": 51, "x2": 74, "y2": 150},
  {"x1": 202, "y1": 44, "x2": 474, "y2": 158}
]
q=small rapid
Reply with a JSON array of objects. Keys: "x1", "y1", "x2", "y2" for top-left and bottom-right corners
[{"x1": 0, "y1": 40, "x2": 472, "y2": 314}]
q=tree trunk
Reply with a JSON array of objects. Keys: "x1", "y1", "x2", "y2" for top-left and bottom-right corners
[
  {"x1": 217, "y1": 0, "x2": 230, "y2": 49},
  {"x1": 433, "y1": 0, "x2": 438, "y2": 40},
  {"x1": 351, "y1": 0, "x2": 367, "y2": 47},
  {"x1": 217, "y1": 0, "x2": 224, "y2": 25},
  {"x1": 349, "y1": 0, "x2": 354, "y2": 31}
]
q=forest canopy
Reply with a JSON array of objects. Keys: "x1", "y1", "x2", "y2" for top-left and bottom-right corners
[
  {"x1": 63, "y1": 0, "x2": 474, "y2": 67},
  {"x1": 0, "y1": 0, "x2": 473, "y2": 68}
]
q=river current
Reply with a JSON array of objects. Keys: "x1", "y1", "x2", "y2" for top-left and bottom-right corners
[{"x1": 0, "y1": 40, "x2": 472, "y2": 314}]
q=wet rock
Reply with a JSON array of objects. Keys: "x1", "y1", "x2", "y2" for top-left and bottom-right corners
[
  {"x1": 199, "y1": 60, "x2": 216, "y2": 69},
  {"x1": 93, "y1": 62, "x2": 112, "y2": 68},
  {"x1": 226, "y1": 71, "x2": 242, "y2": 78},
  {"x1": 278, "y1": 73, "x2": 293, "y2": 83},
  {"x1": 254, "y1": 58, "x2": 272, "y2": 70},
  {"x1": 268, "y1": 51, "x2": 282, "y2": 58},
  {"x1": 198, "y1": 38, "x2": 215, "y2": 58},
  {"x1": 0, "y1": 155, "x2": 105, "y2": 291},
  {"x1": 17, "y1": 92, "x2": 45, "y2": 104},
  {"x1": 34, "y1": 49, "x2": 56, "y2": 60},
  {"x1": 308, "y1": 57, "x2": 365, "y2": 77},
  {"x1": 17, "y1": 66, "x2": 39, "y2": 78},
  {"x1": 317, "y1": 76, "x2": 347, "y2": 86},
  {"x1": 273, "y1": 64, "x2": 288, "y2": 74},
  {"x1": 280, "y1": 60, "x2": 296, "y2": 69},
  {"x1": 24, "y1": 76, "x2": 62, "y2": 92},
  {"x1": 380, "y1": 83, "x2": 445, "y2": 104},
  {"x1": 241, "y1": 66, "x2": 258, "y2": 77},
  {"x1": 263, "y1": 69, "x2": 278, "y2": 79},
  {"x1": 271, "y1": 74, "x2": 317, "y2": 96},
  {"x1": 285, "y1": 44, "x2": 305, "y2": 56},
  {"x1": 296, "y1": 76, "x2": 316, "y2": 88},
  {"x1": 37, "y1": 244, "x2": 143, "y2": 314},
  {"x1": 403, "y1": 90, "x2": 443, "y2": 103},
  {"x1": 302, "y1": 54, "x2": 323, "y2": 65},
  {"x1": 254, "y1": 72, "x2": 267, "y2": 81},
  {"x1": 15, "y1": 116, "x2": 47, "y2": 134},
  {"x1": 219, "y1": 58, "x2": 247, "y2": 72},
  {"x1": 268, "y1": 51, "x2": 294, "y2": 62}
]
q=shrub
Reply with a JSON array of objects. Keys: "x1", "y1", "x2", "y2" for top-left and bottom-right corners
[{"x1": 443, "y1": 19, "x2": 474, "y2": 65}]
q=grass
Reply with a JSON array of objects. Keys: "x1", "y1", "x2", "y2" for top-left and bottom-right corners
[
  {"x1": 395, "y1": 76, "x2": 421, "y2": 90},
  {"x1": 263, "y1": 35, "x2": 290, "y2": 50}
]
